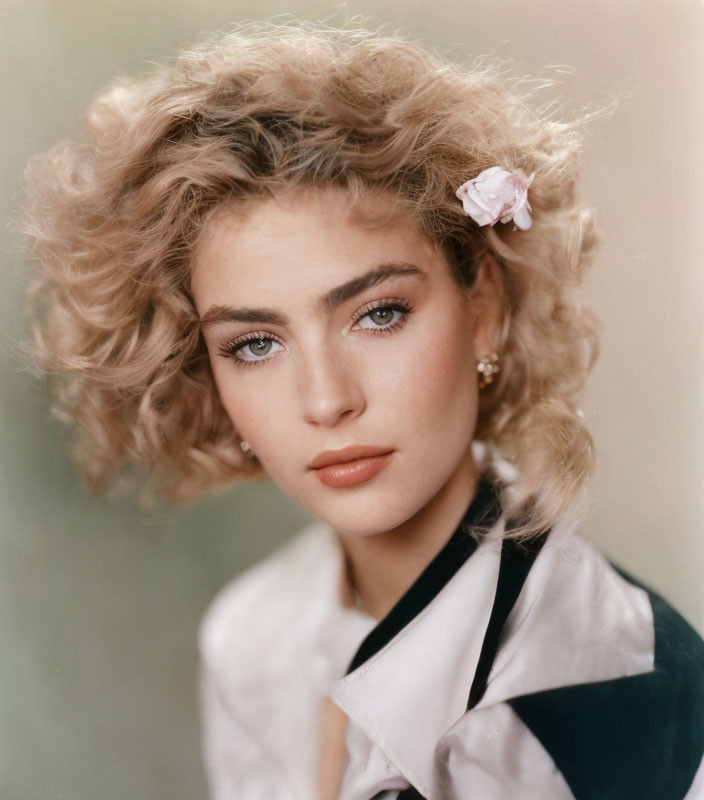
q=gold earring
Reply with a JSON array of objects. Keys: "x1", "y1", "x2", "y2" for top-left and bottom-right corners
[{"x1": 477, "y1": 353, "x2": 500, "y2": 389}]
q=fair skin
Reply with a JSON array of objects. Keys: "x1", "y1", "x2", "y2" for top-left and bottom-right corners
[{"x1": 191, "y1": 185, "x2": 502, "y2": 798}]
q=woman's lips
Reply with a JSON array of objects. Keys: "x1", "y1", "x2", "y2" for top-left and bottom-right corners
[{"x1": 309, "y1": 446, "x2": 394, "y2": 488}]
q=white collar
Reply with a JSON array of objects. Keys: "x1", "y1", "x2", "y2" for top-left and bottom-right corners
[{"x1": 329, "y1": 521, "x2": 504, "y2": 798}]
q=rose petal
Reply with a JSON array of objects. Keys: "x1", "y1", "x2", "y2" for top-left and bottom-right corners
[
  {"x1": 511, "y1": 204, "x2": 533, "y2": 230},
  {"x1": 459, "y1": 193, "x2": 498, "y2": 226}
]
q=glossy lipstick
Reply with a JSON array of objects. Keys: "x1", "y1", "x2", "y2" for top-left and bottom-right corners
[{"x1": 309, "y1": 445, "x2": 394, "y2": 489}]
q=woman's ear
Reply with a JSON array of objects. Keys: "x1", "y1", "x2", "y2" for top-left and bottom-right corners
[{"x1": 468, "y1": 252, "x2": 504, "y2": 360}]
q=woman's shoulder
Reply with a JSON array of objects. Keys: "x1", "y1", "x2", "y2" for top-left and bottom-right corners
[
  {"x1": 198, "y1": 520, "x2": 340, "y2": 677},
  {"x1": 435, "y1": 524, "x2": 704, "y2": 799},
  {"x1": 508, "y1": 523, "x2": 704, "y2": 693},
  {"x1": 496, "y1": 526, "x2": 704, "y2": 798}
]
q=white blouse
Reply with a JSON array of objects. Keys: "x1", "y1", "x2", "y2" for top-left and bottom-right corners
[{"x1": 198, "y1": 491, "x2": 704, "y2": 800}]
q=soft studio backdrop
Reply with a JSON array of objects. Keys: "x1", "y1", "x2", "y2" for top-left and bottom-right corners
[{"x1": 1, "y1": 0, "x2": 702, "y2": 797}]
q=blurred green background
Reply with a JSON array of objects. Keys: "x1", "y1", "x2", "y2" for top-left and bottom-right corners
[{"x1": 1, "y1": 0, "x2": 702, "y2": 797}]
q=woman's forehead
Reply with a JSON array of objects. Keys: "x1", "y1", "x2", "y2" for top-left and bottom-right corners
[{"x1": 191, "y1": 186, "x2": 442, "y2": 306}]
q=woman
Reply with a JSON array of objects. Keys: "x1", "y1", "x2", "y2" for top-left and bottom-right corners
[{"x1": 21, "y1": 21, "x2": 704, "y2": 800}]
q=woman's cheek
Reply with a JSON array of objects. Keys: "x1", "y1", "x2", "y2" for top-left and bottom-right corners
[
  {"x1": 219, "y1": 372, "x2": 296, "y2": 464},
  {"x1": 401, "y1": 326, "x2": 475, "y2": 407},
  {"x1": 211, "y1": 366, "x2": 263, "y2": 441}
]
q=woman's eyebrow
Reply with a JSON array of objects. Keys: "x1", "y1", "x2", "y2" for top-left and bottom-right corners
[
  {"x1": 200, "y1": 306, "x2": 287, "y2": 328},
  {"x1": 319, "y1": 263, "x2": 425, "y2": 313},
  {"x1": 199, "y1": 262, "x2": 425, "y2": 329}
]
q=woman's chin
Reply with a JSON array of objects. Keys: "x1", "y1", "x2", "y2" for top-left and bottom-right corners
[{"x1": 307, "y1": 496, "x2": 424, "y2": 539}]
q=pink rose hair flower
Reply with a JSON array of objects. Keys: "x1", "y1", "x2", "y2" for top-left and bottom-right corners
[{"x1": 455, "y1": 166, "x2": 535, "y2": 230}]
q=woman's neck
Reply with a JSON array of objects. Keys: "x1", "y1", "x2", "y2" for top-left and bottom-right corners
[{"x1": 337, "y1": 450, "x2": 479, "y2": 621}]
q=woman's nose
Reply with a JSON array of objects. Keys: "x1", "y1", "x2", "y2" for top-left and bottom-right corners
[{"x1": 300, "y1": 349, "x2": 366, "y2": 428}]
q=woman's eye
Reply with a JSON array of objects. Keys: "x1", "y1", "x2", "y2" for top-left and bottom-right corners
[
  {"x1": 221, "y1": 335, "x2": 284, "y2": 364},
  {"x1": 355, "y1": 303, "x2": 411, "y2": 331}
]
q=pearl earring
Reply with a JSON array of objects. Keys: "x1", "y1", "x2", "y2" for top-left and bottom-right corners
[
  {"x1": 240, "y1": 440, "x2": 253, "y2": 457},
  {"x1": 477, "y1": 353, "x2": 500, "y2": 389}
]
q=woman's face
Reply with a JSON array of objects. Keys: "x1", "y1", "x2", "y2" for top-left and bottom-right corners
[{"x1": 192, "y1": 186, "x2": 500, "y2": 537}]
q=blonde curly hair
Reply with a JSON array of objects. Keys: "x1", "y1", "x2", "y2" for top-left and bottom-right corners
[{"x1": 21, "y1": 20, "x2": 599, "y2": 538}]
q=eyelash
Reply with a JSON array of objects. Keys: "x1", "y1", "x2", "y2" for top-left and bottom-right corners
[
  {"x1": 350, "y1": 297, "x2": 414, "y2": 333},
  {"x1": 218, "y1": 331, "x2": 286, "y2": 366},
  {"x1": 218, "y1": 298, "x2": 414, "y2": 367}
]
